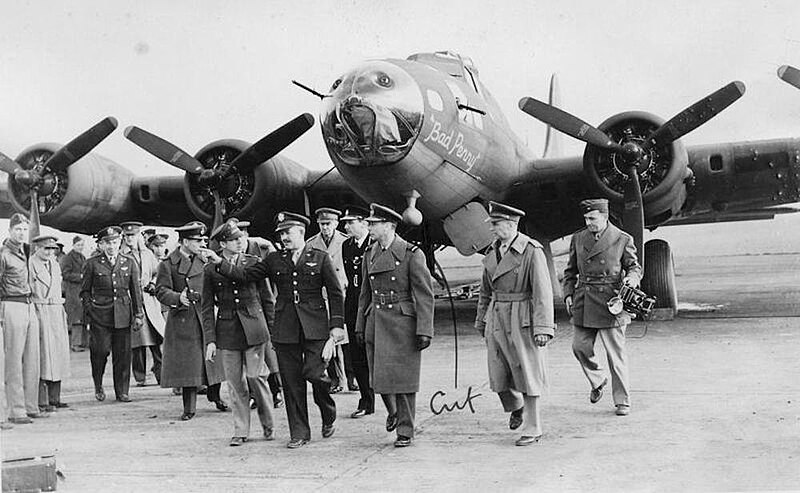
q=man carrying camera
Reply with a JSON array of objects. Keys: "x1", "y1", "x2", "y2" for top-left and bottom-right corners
[{"x1": 562, "y1": 198, "x2": 642, "y2": 416}]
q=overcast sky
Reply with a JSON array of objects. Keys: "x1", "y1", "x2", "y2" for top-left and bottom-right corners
[{"x1": 3, "y1": 0, "x2": 800, "y2": 176}]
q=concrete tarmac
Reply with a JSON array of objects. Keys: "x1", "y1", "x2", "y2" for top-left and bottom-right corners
[{"x1": 2, "y1": 251, "x2": 800, "y2": 492}]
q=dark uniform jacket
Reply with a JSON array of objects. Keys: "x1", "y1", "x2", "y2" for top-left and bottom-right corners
[
  {"x1": 80, "y1": 253, "x2": 144, "y2": 329},
  {"x1": 342, "y1": 235, "x2": 371, "y2": 331},
  {"x1": 201, "y1": 253, "x2": 274, "y2": 350},
  {"x1": 0, "y1": 239, "x2": 31, "y2": 298},
  {"x1": 562, "y1": 223, "x2": 642, "y2": 328},
  {"x1": 355, "y1": 235, "x2": 434, "y2": 394},
  {"x1": 60, "y1": 249, "x2": 86, "y2": 325},
  {"x1": 217, "y1": 244, "x2": 344, "y2": 344}
]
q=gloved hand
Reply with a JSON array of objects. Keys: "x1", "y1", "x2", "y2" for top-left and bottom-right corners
[
  {"x1": 416, "y1": 335, "x2": 431, "y2": 351},
  {"x1": 329, "y1": 327, "x2": 346, "y2": 344},
  {"x1": 533, "y1": 334, "x2": 551, "y2": 347},
  {"x1": 355, "y1": 332, "x2": 365, "y2": 346},
  {"x1": 565, "y1": 296, "x2": 574, "y2": 316},
  {"x1": 143, "y1": 282, "x2": 157, "y2": 295}
]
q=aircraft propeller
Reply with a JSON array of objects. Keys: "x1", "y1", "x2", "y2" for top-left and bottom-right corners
[
  {"x1": 0, "y1": 117, "x2": 118, "y2": 242},
  {"x1": 518, "y1": 81, "x2": 745, "y2": 264},
  {"x1": 124, "y1": 113, "x2": 315, "y2": 232},
  {"x1": 777, "y1": 65, "x2": 800, "y2": 90}
]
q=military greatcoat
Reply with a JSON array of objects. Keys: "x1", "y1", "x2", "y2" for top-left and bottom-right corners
[
  {"x1": 60, "y1": 248, "x2": 85, "y2": 326},
  {"x1": 475, "y1": 233, "x2": 554, "y2": 396},
  {"x1": 156, "y1": 249, "x2": 224, "y2": 387},
  {"x1": 355, "y1": 235, "x2": 434, "y2": 394},
  {"x1": 562, "y1": 223, "x2": 642, "y2": 329}
]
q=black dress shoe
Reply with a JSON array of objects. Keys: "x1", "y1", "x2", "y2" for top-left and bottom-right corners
[
  {"x1": 509, "y1": 407, "x2": 524, "y2": 430},
  {"x1": 321, "y1": 423, "x2": 336, "y2": 438},
  {"x1": 350, "y1": 408, "x2": 373, "y2": 419},
  {"x1": 385, "y1": 413, "x2": 398, "y2": 432},
  {"x1": 229, "y1": 436, "x2": 247, "y2": 447},
  {"x1": 53, "y1": 402, "x2": 69, "y2": 409},
  {"x1": 180, "y1": 412, "x2": 195, "y2": 421},
  {"x1": 590, "y1": 378, "x2": 608, "y2": 404},
  {"x1": 286, "y1": 438, "x2": 309, "y2": 449},
  {"x1": 394, "y1": 435, "x2": 412, "y2": 447},
  {"x1": 215, "y1": 400, "x2": 230, "y2": 412},
  {"x1": 515, "y1": 435, "x2": 542, "y2": 446},
  {"x1": 95, "y1": 389, "x2": 106, "y2": 402},
  {"x1": 116, "y1": 395, "x2": 131, "y2": 403}
]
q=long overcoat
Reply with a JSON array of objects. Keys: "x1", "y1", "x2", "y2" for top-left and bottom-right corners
[
  {"x1": 60, "y1": 249, "x2": 85, "y2": 326},
  {"x1": 156, "y1": 249, "x2": 224, "y2": 388},
  {"x1": 475, "y1": 233, "x2": 554, "y2": 396},
  {"x1": 126, "y1": 247, "x2": 166, "y2": 347},
  {"x1": 562, "y1": 223, "x2": 642, "y2": 328},
  {"x1": 355, "y1": 235, "x2": 434, "y2": 394},
  {"x1": 307, "y1": 230, "x2": 348, "y2": 290},
  {"x1": 30, "y1": 255, "x2": 70, "y2": 381}
]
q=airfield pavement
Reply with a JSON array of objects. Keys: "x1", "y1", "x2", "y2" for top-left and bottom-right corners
[{"x1": 2, "y1": 219, "x2": 800, "y2": 492}]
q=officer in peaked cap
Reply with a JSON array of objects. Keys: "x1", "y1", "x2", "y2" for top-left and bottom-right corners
[
  {"x1": 356, "y1": 203, "x2": 434, "y2": 447},
  {"x1": 156, "y1": 220, "x2": 227, "y2": 420},
  {"x1": 340, "y1": 205, "x2": 374, "y2": 418},
  {"x1": 563, "y1": 197, "x2": 641, "y2": 417},
  {"x1": 475, "y1": 201, "x2": 554, "y2": 446},
  {"x1": 145, "y1": 231, "x2": 170, "y2": 260},
  {"x1": 209, "y1": 210, "x2": 344, "y2": 449},
  {"x1": 307, "y1": 207, "x2": 348, "y2": 393},
  {"x1": 120, "y1": 221, "x2": 144, "y2": 236},
  {"x1": 81, "y1": 225, "x2": 144, "y2": 403}
]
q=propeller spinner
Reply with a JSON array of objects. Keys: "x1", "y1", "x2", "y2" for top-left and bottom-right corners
[
  {"x1": 0, "y1": 117, "x2": 118, "y2": 241},
  {"x1": 519, "y1": 81, "x2": 746, "y2": 265},
  {"x1": 124, "y1": 114, "x2": 314, "y2": 232}
]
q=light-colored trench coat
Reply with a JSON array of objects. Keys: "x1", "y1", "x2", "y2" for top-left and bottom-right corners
[
  {"x1": 30, "y1": 255, "x2": 70, "y2": 381},
  {"x1": 124, "y1": 247, "x2": 166, "y2": 348},
  {"x1": 475, "y1": 233, "x2": 554, "y2": 396}
]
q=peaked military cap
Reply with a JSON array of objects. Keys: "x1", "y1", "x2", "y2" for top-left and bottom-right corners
[
  {"x1": 31, "y1": 235, "x2": 58, "y2": 248},
  {"x1": 120, "y1": 221, "x2": 144, "y2": 235},
  {"x1": 275, "y1": 211, "x2": 310, "y2": 232},
  {"x1": 72, "y1": 235, "x2": 83, "y2": 245},
  {"x1": 146, "y1": 232, "x2": 168, "y2": 246},
  {"x1": 486, "y1": 201, "x2": 525, "y2": 222},
  {"x1": 579, "y1": 198, "x2": 609, "y2": 214},
  {"x1": 315, "y1": 207, "x2": 342, "y2": 223},
  {"x1": 341, "y1": 206, "x2": 369, "y2": 222},
  {"x1": 141, "y1": 227, "x2": 157, "y2": 238},
  {"x1": 366, "y1": 203, "x2": 402, "y2": 223},
  {"x1": 210, "y1": 221, "x2": 244, "y2": 242},
  {"x1": 9, "y1": 213, "x2": 29, "y2": 228},
  {"x1": 175, "y1": 221, "x2": 208, "y2": 240},
  {"x1": 227, "y1": 218, "x2": 251, "y2": 231},
  {"x1": 95, "y1": 225, "x2": 122, "y2": 242}
]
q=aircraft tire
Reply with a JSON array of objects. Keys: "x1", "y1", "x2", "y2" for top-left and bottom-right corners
[{"x1": 641, "y1": 239, "x2": 678, "y2": 310}]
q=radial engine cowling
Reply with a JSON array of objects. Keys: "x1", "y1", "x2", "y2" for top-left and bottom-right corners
[
  {"x1": 185, "y1": 140, "x2": 311, "y2": 231},
  {"x1": 9, "y1": 143, "x2": 137, "y2": 233},
  {"x1": 583, "y1": 111, "x2": 691, "y2": 225}
]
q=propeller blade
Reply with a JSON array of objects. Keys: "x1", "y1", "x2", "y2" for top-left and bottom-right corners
[
  {"x1": 647, "y1": 81, "x2": 745, "y2": 148},
  {"x1": 28, "y1": 189, "x2": 41, "y2": 243},
  {"x1": 224, "y1": 113, "x2": 315, "y2": 177},
  {"x1": 211, "y1": 190, "x2": 225, "y2": 232},
  {"x1": 518, "y1": 97, "x2": 620, "y2": 150},
  {"x1": 45, "y1": 117, "x2": 118, "y2": 173},
  {"x1": 124, "y1": 126, "x2": 205, "y2": 174},
  {"x1": 778, "y1": 65, "x2": 800, "y2": 90},
  {"x1": 0, "y1": 151, "x2": 21, "y2": 175},
  {"x1": 622, "y1": 168, "x2": 645, "y2": 272}
]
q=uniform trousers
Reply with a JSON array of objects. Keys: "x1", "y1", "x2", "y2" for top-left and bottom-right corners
[
  {"x1": 38, "y1": 380, "x2": 62, "y2": 408},
  {"x1": 221, "y1": 344, "x2": 273, "y2": 438},
  {"x1": 2, "y1": 301, "x2": 40, "y2": 418},
  {"x1": 89, "y1": 323, "x2": 131, "y2": 398},
  {"x1": 132, "y1": 345, "x2": 163, "y2": 385},
  {"x1": 274, "y1": 335, "x2": 336, "y2": 441},
  {"x1": 381, "y1": 393, "x2": 416, "y2": 438},
  {"x1": 572, "y1": 324, "x2": 630, "y2": 406},
  {"x1": 70, "y1": 323, "x2": 88, "y2": 348},
  {"x1": 347, "y1": 335, "x2": 374, "y2": 412}
]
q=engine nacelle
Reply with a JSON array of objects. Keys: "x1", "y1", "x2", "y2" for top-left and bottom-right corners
[
  {"x1": 185, "y1": 140, "x2": 311, "y2": 232},
  {"x1": 10, "y1": 143, "x2": 137, "y2": 233},
  {"x1": 583, "y1": 111, "x2": 690, "y2": 226}
]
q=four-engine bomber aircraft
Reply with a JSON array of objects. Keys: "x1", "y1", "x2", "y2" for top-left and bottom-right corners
[{"x1": 2, "y1": 51, "x2": 800, "y2": 315}]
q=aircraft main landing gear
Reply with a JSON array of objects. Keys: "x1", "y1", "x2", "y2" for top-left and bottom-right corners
[{"x1": 641, "y1": 239, "x2": 678, "y2": 319}]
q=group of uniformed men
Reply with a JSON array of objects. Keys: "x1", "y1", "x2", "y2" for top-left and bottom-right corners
[{"x1": 1, "y1": 195, "x2": 641, "y2": 449}]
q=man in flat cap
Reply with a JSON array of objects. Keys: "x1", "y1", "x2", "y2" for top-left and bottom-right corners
[
  {"x1": 156, "y1": 222, "x2": 226, "y2": 420},
  {"x1": 120, "y1": 222, "x2": 165, "y2": 388},
  {"x1": 202, "y1": 221, "x2": 275, "y2": 446},
  {"x1": 1, "y1": 213, "x2": 41, "y2": 425},
  {"x1": 61, "y1": 235, "x2": 88, "y2": 352},
  {"x1": 146, "y1": 232, "x2": 170, "y2": 261},
  {"x1": 208, "y1": 211, "x2": 345, "y2": 449},
  {"x1": 29, "y1": 235, "x2": 70, "y2": 412},
  {"x1": 355, "y1": 203, "x2": 434, "y2": 447},
  {"x1": 563, "y1": 198, "x2": 642, "y2": 416},
  {"x1": 81, "y1": 226, "x2": 144, "y2": 403},
  {"x1": 475, "y1": 201, "x2": 554, "y2": 446},
  {"x1": 307, "y1": 207, "x2": 349, "y2": 394},
  {"x1": 341, "y1": 206, "x2": 374, "y2": 418}
]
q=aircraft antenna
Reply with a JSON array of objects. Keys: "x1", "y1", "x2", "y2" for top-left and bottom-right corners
[{"x1": 292, "y1": 80, "x2": 330, "y2": 100}]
